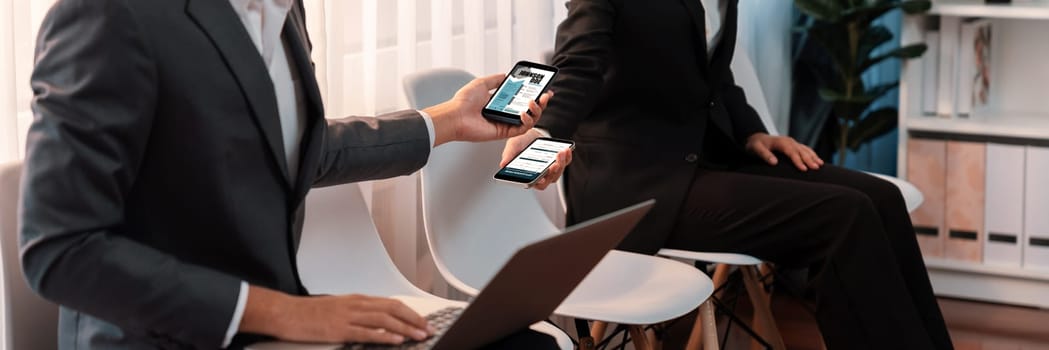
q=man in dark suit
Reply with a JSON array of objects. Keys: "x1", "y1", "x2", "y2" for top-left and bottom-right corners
[
  {"x1": 20, "y1": 0, "x2": 568, "y2": 348},
  {"x1": 503, "y1": 0, "x2": 953, "y2": 348}
]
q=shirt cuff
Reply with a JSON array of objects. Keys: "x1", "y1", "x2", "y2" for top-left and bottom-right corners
[
  {"x1": 222, "y1": 281, "x2": 249, "y2": 348},
  {"x1": 417, "y1": 110, "x2": 437, "y2": 149}
]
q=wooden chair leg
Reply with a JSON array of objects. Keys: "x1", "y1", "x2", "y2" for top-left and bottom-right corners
[
  {"x1": 684, "y1": 299, "x2": 720, "y2": 350},
  {"x1": 758, "y1": 263, "x2": 774, "y2": 304},
  {"x1": 628, "y1": 325, "x2": 654, "y2": 350},
  {"x1": 589, "y1": 321, "x2": 608, "y2": 346},
  {"x1": 646, "y1": 327, "x2": 663, "y2": 350},
  {"x1": 712, "y1": 264, "x2": 732, "y2": 298},
  {"x1": 741, "y1": 265, "x2": 786, "y2": 350}
]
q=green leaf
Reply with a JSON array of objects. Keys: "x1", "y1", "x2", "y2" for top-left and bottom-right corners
[
  {"x1": 795, "y1": 0, "x2": 843, "y2": 22},
  {"x1": 806, "y1": 22, "x2": 853, "y2": 79},
  {"x1": 860, "y1": 44, "x2": 927, "y2": 71},
  {"x1": 819, "y1": 82, "x2": 897, "y2": 104},
  {"x1": 846, "y1": 107, "x2": 899, "y2": 150},
  {"x1": 840, "y1": 3, "x2": 898, "y2": 24},
  {"x1": 856, "y1": 25, "x2": 894, "y2": 67},
  {"x1": 865, "y1": 81, "x2": 900, "y2": 101}
]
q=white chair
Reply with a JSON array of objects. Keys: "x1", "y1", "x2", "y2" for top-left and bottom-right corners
[
  {"x1": 404, "y1": 69, "x2": 715, "y2": 350},
  {"x1": 251, "y1": 182, "x2": 573, "y2": 349},
  {"x1": 0, "y1": 162, "x2": 60, "y2": 350}
]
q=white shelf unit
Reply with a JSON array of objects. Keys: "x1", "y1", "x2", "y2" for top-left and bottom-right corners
[
  {"x1": 898, "y1": 1, "x2": 1049, "y2": 309},
  {"x1": 906, "y1": 113, "x2": 1049, "y2": 139}
]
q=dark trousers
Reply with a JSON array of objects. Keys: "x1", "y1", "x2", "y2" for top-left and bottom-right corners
[
  {"x1": 480, "y1": 329, "x2": 559, "y2": 349},
  {"x1": 665, "y1": 161, "x2": 953, "y2": 350}
]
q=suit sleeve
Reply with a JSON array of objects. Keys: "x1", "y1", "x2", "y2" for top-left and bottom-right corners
[
  {"x1": 311, "y1": 111, "x2": 432, "y2": 187},
  {"x1": 20, "y1": 1, "x2": 241, "y2": 348},
  {"x1": 721, "y1": 67, "x2": 768, "y2": 144},
  {"x1": 534, "y1": 0, "x2": 617, "y2": 139}
]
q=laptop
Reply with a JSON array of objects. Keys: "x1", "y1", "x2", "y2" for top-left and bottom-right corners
[{"x1": 254, "y1": 199, "x2": 654, "y2": 350}]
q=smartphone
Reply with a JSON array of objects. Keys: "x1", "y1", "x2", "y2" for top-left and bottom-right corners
[
  {"x1": 482, "y1": 61, "x2": 559, "y2": 125},
  {"x1": 495, "y1": 137, "x2": 575, "y2": 187}
]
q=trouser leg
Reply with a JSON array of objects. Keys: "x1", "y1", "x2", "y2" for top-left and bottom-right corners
[
  {"x1": 665, "y1": 166, "x2": 943, "y2": 349},
  {"x1": 733, "y1": 162, "x2": 952, "y2": 349}
]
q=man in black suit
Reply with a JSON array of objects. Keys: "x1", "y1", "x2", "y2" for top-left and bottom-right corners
[
  {"x1": 20, "y1": 0, "x2": 567, "y2": 348},
  {"x1": 503, "y1": 0, "x2": 953, "y2": 348}
]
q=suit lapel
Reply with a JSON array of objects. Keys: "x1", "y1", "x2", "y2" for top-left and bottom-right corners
[
  {"x1": 710, "y1": 0, "x2": 739, "y2": 71},
  {"x1": 282, "y1": 9, "x2": 325, "y2": 205},
  {"x1": 186, "y1": 0, "x2": 292, "y2": 187},
  {"x1": 679, "y1": 0, "x2": 710, "y2": 75}
]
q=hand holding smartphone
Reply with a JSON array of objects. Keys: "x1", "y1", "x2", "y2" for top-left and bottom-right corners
[
  {"x1": 482, "y1": 61, "x2": 559, "y2": 125},
  {"x1": 495, "y1": 137, "x2": 575, "y2": 188}
]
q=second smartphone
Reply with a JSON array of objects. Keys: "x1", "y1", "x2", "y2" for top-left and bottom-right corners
[
  {"x1": 495, "y1": 137, "x2": 574, "y2": 188},
  {"x1": 482, "y1": 61, "x2": 559, "y2": 125}
]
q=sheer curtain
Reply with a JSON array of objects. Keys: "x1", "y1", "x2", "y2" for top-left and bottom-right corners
[
  {"x1": 0, "y1": 0, "x2": 56, "y2": 163},
  {"x1": 0, "y1": 0, "x2": 565, "y2": 161},
  {"x1": 300, "y1": 0, "x2": 567, "y2": 294}
]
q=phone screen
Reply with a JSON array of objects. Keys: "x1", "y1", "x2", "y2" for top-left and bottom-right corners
[
  {"x1": 495, "y1": 138, "x2": 574, "y2": 184},
  {"x1": 483, "y1": 62, "x2": 557, "y2": 124}
]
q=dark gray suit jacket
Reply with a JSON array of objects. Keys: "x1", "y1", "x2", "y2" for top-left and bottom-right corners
[{"x1": 19, "y1": 0, "x2": 431, "y2": 348}]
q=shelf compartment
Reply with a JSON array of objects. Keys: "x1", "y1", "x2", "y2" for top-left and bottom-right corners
[
  {"x1": 925, "y1": 258, "x2": 1049, "y2": 309},
  {"x1": 931, "y1": 0, "x2": 1049, "y2": 20},
  {"x1": 905, "y1": 113, "x2": 1049, "y2": 140}
]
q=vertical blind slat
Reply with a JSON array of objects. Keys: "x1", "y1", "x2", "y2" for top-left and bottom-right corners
[
  {"x1": 396, "y1": 0, "x2": 417, "y2": 108},
  {"x1": 361, "y1": 0, "x2": 378, "y2": 114},
  {"x1": 496, "y1": 0, "x2": 513, "y2": 69},
  {"x1": 0, "y1": 0, "x2": 17, "y2": 162},
  {"x1": 463, "y1": 0, "x2": 485, "y2": 75},
  {"x1": 324, "y1": 0, "x2": 345, "y2": 115},
  {"x1": 430, "y1": 0, "x2": 453, "y2": 67}
]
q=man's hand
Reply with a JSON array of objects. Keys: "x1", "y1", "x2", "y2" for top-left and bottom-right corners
[
  {"x1": 240, "y1": 285, "x2": 434, "y2": 345},
  {"x1": 501, "y1": 129, "x2": 573, "y2": 190},
  {"x1": 745, "y1": 133, "x2": 824, "y2": 171},
  {"x1": 423, "y1": 74, "x2": 554, "y2": 146}
]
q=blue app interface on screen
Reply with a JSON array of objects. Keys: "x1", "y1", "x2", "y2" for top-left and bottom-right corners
[
  {"x1": 486, "y1": 65, "x2": 555, "y2": 115},
  {"x1": 496, "y1": 139, "x2": 572, "y2": 181}
]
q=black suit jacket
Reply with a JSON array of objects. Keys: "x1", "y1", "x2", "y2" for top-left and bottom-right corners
[
  {"x1": 537, "y1": 0, "x2": 767, "y2": 254},
  {"x1": 19, "y1": 0, "x2": 431, "y2": 348}
]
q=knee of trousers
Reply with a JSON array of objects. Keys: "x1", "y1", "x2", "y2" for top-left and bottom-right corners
[
  {"x1": 859, "y1": 174, "x2": 908, "y2": 212},
  {"x1": 823, "y1": 187, "x2": 881, "y2": 232}
]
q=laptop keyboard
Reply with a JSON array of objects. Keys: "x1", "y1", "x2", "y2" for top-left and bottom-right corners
[{"x1": 342, "y1": 306, "x2": 464, "y2": 350}]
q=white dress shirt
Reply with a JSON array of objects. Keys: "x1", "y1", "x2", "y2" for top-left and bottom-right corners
[
  {"x1": 701, "y1": 0, "x2": 727, "y2": 57},
  {"x1": 223, "y1": 0, "x2": 435, "y2": 347}
]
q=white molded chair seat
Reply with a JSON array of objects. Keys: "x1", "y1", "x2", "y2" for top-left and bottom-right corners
[
  {"x1": 557, "y1": 250, "x2": 714, "y2": 324},
  {"x1": 868, "y1": 172, "x2": 924, "y2": 213},
  {"x1": 253, "y1": 183, "x2": 572, "y2": 349}
]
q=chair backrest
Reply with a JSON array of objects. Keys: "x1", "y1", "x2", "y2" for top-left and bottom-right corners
[
  {"x1": 729, "y1": 43, "x2": 778, "y2": 136},
  {"x1": 405, "y1": 68, "x2": 560, "y2": 295},
  {"x1": 297, "y1": 182, "x2": 427, "y2": 298},
  {"x1": 0, "y1": 162, "x2": 58, "y2": 350},
  {"x1": 403, "y1": 68, "x2": 476, "y2": 109},
  {"x1": 421, "y1": 141, "x2": 562, "y2": 295}
]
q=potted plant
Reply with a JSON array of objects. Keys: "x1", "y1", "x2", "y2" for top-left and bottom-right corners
[{"x1": 793, "y1": 0, "x2": 931, "y2": 165}]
